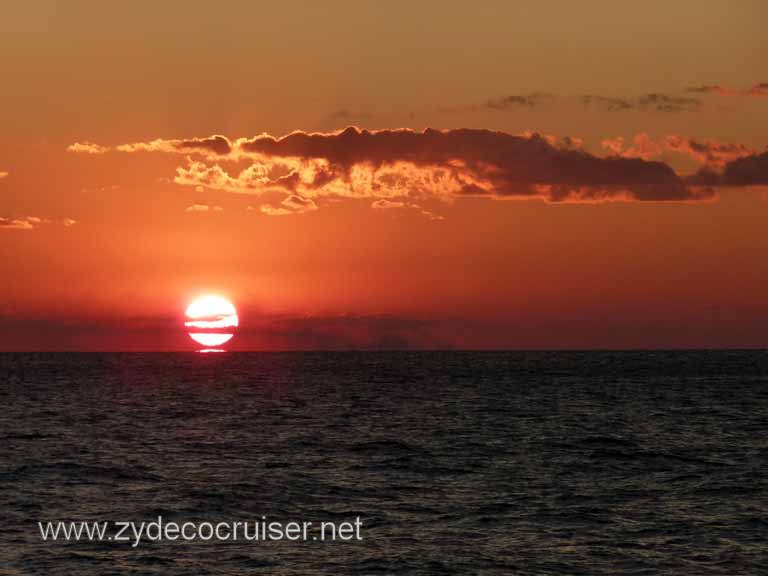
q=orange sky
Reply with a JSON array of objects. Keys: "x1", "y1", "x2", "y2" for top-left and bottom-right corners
[{"x1": 1, "y1": 1, "x2": 766, "y2": 350}]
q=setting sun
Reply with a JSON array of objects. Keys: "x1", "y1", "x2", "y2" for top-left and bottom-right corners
[{"x1": 184, "y1": 295, "x2": 238, "y2": 348}]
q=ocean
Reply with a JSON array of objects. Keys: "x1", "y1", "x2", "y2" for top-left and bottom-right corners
[{"x1": 1, "y1": 351, "x2": 767, "y2": 574}]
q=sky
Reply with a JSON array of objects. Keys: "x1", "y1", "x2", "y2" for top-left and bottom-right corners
[{"x1": 1, "y1": 0, "x2": 767, "y2": 350}]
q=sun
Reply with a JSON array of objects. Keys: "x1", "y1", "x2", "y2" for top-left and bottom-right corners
[{"x1": 185, "y1": 295, "x2": 239, "y2": 348}]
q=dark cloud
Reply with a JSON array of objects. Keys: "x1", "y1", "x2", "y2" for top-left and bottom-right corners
[
  {"x1": 581, "y1": 95, "x2": 634, "y2": 112},
  {"x1": 0, "y1": 311, "x2": 454, "y2": 351},
  {"x1": 582, "y1": 93, "x2": 701, "y2": 113},
  {"x1": 686, "y1": 84, "x2": 731, "y2": 95},
  {"x1": 483, "y1": 93, "x2": 554, "y2": 110},
  {"x1": 723, "y1": 151, "x2": 768, "y2": 185},
  {"x1": 687, "y1": 151, "x2": 768, "y2": 187},
  {"x1": 176, "y1": 135, "x2": 231, "y2": 155},
  {"x1": 71, "y1": 127, "x2": 725, "y2": 205},
  {"x1": 0, "y1": 313, "x2": 184, "y2": 351},
  {"x1": 243, "y1": 314, "x2": 449, "y2": 350},
  {"x1": 637, "y1": 93, "x2": 701, "y2": 112},
  {"x1": 326, "y1": 109, "x2": 373, "y2": 122},
  {"x1": 237, "y1": 127, "x2": 711, "y2": 202}
]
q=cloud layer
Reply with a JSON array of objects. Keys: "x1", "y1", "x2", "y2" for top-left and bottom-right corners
[
  {"x1": 66, "y1": 127, "x2": 768, "y2": 215},
  {"x1": 230, "y1": 128, "x2": 710, "y2": 203}
]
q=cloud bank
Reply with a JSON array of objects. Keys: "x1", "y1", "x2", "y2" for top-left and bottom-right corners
[
  {"x1": 232, "y1": 127, "x2": 711, "y2": 203},
  {"x1": 68, "y1": 127, "x2": 768, "y2": 215}
]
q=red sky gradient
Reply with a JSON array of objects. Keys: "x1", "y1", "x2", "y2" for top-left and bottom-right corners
[{"x1": 1, "y1": 1, "x2": 767, "y2": 350}]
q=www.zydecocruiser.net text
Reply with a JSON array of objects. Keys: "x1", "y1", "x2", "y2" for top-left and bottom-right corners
[{"x1": 38, "y1": 516, "x2": 364, "y2": 547}]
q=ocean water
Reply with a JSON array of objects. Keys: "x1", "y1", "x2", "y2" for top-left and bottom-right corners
[{"x1": 1, "y1": 351, "x2": 767, "y2": 575}]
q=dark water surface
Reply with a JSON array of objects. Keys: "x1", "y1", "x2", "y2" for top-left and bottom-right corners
[{"x1": 1, "y1": 351, "x2": 767, "y2": 575}]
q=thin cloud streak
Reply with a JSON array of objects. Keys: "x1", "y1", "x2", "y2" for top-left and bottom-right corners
[
  {"x1": 482, "y1": 93, "x2": 555, "y2": 110},
  {"x1": 185, "y1": 204, "x2": 223, "y2": 213},
  {"x1": 0, "y1": 216, "x2": 76, "y2": 230},
  {"x1": 69, "y1": 135, "x2": 232, "y2": 157},
  {"x1": 0, "y1": 216, "x2": 40, "y2": 230},
  {"x1": 686, "y1": 83, "x2": 768, "y2": 97},
  {"x1": 582, "y1": 93, "x2": 701, "y2": 113}
]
